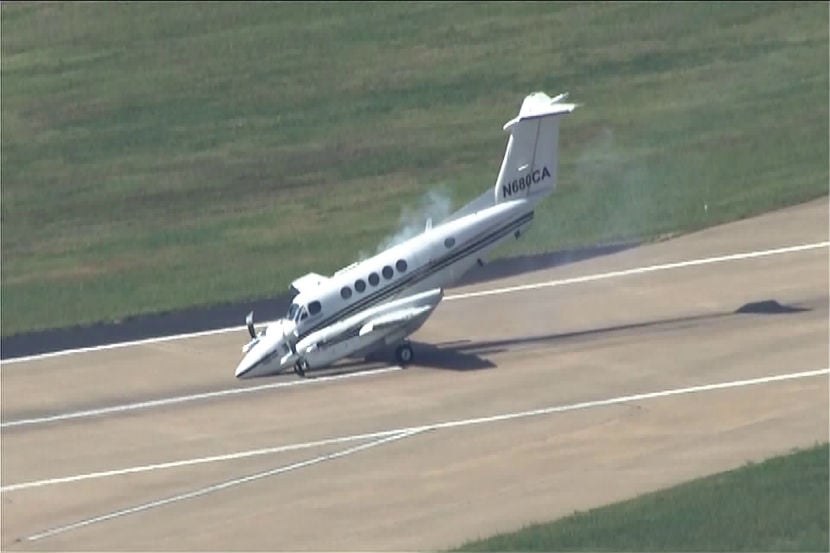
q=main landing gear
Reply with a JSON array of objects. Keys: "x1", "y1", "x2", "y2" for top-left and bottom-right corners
[
  {"x1": 394, "y1": 342, "x2": 414, "y2": 366},
  {"x1": 294, "y1": 358, "x2": 309, "y2": 378}
]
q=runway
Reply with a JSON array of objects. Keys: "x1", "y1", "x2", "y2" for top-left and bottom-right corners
[{"x1": 2, "y1": 199, "x2": 828, "y2": 551}]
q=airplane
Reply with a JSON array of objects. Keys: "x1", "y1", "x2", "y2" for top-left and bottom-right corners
[{"x1": 236, "y1": 91, "x2": 577, "y2": 379}]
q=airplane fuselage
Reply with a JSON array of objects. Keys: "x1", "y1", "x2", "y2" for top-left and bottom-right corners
[
  {"x1": 235, "y1": 90, "x2": 577, "y2": 379},
  {"x1": 295, "y1": 199, "x2": 534, "y2": 337},
  {"x1": 236, "y1": 198, "x2": 535, "y2": 378}
]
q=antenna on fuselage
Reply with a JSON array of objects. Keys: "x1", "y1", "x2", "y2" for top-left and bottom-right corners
[{"x1": 425, "y1": 218, "x2": 432, "y2": 232}]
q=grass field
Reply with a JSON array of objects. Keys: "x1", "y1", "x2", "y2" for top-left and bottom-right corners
[
  {"x1": 2, "y1": 2, "x2": 827, "y2": 335},
  {"x1": 452, "y1": 443, "x2": 830, "y2": 552}
]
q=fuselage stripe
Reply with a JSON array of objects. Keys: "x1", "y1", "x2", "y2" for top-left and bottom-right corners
[{"x1": 296, "y1": 210, "x2": 534, "y2": 341}]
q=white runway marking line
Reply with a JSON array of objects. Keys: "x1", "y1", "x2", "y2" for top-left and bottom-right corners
[
  {"x1": 445, "y1": 240, "x2": 830, "y2": 301},
  {"x1": 6, "y1": 367, "x2": 827, "y2": 495},
  {"x1": 1, "y1": 325, "x2": 249, "y2": 365},
  {"x1": 2, "y1": 240, "x2": 827, "y2": 366},
  {"x1": 0, "y1": 366, "x2": 403, "y2": 429},
  {"x1": 24, "y1": 427, "x2": 429, "y2": 542},
  {"x1": 3, "y1": 240, "x2": 827, "y2": 430},
  {"x1": 1, "y1": 428, "x2": 407, "y2": 492}
]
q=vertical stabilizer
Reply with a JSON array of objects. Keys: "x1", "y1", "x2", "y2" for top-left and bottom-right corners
[{"x1": 494, "y1": 92, "x2": 576, "y2": 204}]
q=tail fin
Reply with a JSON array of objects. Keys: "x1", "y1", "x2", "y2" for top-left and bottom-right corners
[{"x1": 494, "y1": 92, "x2": 576, "y2": 204}]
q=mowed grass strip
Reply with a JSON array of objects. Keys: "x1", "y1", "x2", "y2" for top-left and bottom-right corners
[
  {"x1": 452, "y1": 443, "x2": 830, "y2": 552},
  {"x1": 2, "y1": 2, "x2": 827, "y2": 335}
]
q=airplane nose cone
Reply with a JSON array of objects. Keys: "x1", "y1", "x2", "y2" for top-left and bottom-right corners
[
  {"x1": 235, "y1": 356, "x2": 257, "y2": 379},
  {"x1": 236, "y1": 345, "x2": 267, "y2": 379},
  {"x1": 235, "y1": 339, "x2": 281, "y2": 379}
]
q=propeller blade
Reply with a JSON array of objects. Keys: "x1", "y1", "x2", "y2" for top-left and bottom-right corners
[
  {"x1": 245, "y1": 311, "x2": 256, "y2": 339},
  {"x1": 282, "y1": 324, "x2": 298, "y2": 355}
]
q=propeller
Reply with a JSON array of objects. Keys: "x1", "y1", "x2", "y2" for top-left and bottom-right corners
[
  {"x1": 245, "y1": 311, "x2": 256, "y2": 340},
  {"x1": 283, "y1": 323, "x2": 298, "y2": 356}
]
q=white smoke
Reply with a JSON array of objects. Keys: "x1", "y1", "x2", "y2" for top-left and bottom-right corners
[
  {"x1": 575, "y1": 127, "x2": 622, "y2": 183},
  {"x1": 573, "y1": 127, "x2": 655, "y2": 241},
  {"x1": 373, "y1": 188, "x2": 454, "y2": 255}
]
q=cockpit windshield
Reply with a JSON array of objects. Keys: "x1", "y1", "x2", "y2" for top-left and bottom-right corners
[{"x1": 287, "y1": 303, "x2": 301, "y2": 321}]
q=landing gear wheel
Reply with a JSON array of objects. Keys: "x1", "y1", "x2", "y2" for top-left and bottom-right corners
[
  {"x1": 395, "y1": 343, "x2": 414, "y2": 366},
  {"x1": 294, "y1": 359, "x2": 309, "y2": 378}
]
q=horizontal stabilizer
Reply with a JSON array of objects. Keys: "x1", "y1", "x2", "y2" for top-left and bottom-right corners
[{"x1": 502, "y1": 91, "x2": 576, "y2": 131}]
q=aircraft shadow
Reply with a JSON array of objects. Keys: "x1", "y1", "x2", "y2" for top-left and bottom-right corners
[
  {"x1": 424, "y1": 312, "x2": 729, "y2": 359},
  {"x1": 299, "y1": 298, "x2": 812, "y2": 379},
  {"x1": 414, "y1": 297, "x2": 814, "y2": 362},
  {"x1": 403, "y1": 341, "x2": 499, "y2": 371},
  {"x1": 303, "y1": 312, "x2": 718, "y2": 379},
  {"x1": 308, "y1": 343, "x2": 499, "y2": 376}
]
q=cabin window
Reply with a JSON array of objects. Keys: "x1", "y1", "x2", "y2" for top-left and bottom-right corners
[
  {"x1": 341, "y1": 286, "x2": 352, "y2": 299},
  {"x1": 308, "y1": 301, "x2": 322, "y2": 316},
  {"x1": 368, "y1": 272, "x2": 380, "y2": 286},
  {"x1": 355, "y1": 279, "x2": 366, "y2": 292},
  {"x1": 382, "y1": 266, "x2": 393, "y2": 280},
  {"x1": 396, "y1": 259, "x2": 407, "y2": 272},
  {"x1": 444, "y1": 237, "x2": 456, "y2": 249},
  {"x1": 287, "y1": 303, "x2": 300, "y2": 320}
]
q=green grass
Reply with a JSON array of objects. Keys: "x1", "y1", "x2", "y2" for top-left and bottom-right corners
[
  {"x1": 452, "y1": 443, "x2": 830, "y2": 552},
  {"x1": 2, "y1": 2, "x2": 828, "y2": 335}
]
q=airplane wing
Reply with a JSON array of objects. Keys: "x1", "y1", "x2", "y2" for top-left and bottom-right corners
[
  {"x1": 290, "y1": 272, "x2": 329, "y2": 294},
  {"x1": 294, "y1": 289, "x2": 443, "y2": 357},
  {"x1": 358, "y1": 305, "x2": 434, "y2": 336}
]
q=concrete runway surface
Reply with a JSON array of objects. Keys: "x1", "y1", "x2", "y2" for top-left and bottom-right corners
[{"x1": 2, "y1": 199, "x2": 828, "y2": 551}]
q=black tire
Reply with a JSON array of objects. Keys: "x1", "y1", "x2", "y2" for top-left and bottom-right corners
[
  {"x1": 395, "y1": 343, "x2": 414, "y2": 366},
  {"x1": 294, "y1": 360, "x2": 308, "y2": 378}
]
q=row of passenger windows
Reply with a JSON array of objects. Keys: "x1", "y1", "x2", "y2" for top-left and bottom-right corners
[{"x1": 341, "y1": 259, "x2": 408, "y2": 299}]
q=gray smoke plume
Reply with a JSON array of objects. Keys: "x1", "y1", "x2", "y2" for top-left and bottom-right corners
[
  {"x1": 572, "y1": 127, "x2": 656, "y2": 242},
  {"x1": 574, "y1": 127, "x2": 624, "y2": 187},
  {"x1": 367, "y1": 188, "x2": 454, "y2": 257}
]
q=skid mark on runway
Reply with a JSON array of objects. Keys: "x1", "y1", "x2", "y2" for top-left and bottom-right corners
[
  {"x1": 2, "y1": 241, "x2": 827, "y2": 366},
  {"x1": 23, "y1": 428, "x2": 429, "y2": 542},
  {"x1": 6, "y1": 367, "x2": 827, "y2": 495}
]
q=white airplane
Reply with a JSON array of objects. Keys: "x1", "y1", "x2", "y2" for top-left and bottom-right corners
[{"x1": 236, "y1": 91, "x2": 577, "y2": 379}]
